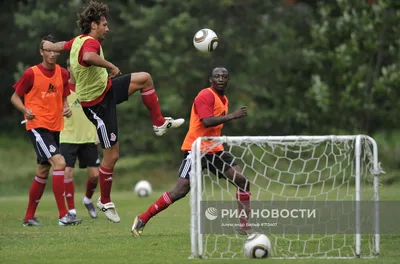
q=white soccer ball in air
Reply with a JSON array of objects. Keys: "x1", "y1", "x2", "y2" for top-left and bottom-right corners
[
  {"x1": 244, "y1": 233, "x2": 272, "y2": 259},
  {"x1": 193, "y1": 28, "x2": 219, "y2": 53},
  {"x1": 134, "y1": 180, "x2": 152, "y2": 197}
]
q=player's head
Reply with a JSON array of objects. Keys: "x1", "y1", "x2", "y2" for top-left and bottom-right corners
[
  {"x1": 40, "y1": 34, "x2": 59, "y2": 65},
  {"x1": 77, "y1": 1, "x2": 109, "y2": 41},
  {"x1": 210, "y1": 67, "x2": 229, "y2": 94}
]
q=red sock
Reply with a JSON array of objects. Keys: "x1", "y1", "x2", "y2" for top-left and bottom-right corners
[
  {"x1": 141, "y1": 88, "x2": 165, "y2": 126},
  {"x1": 99, "y1": 166, "x2": 113, "y2": 204},
  {"x1": 236, "y1": 190, "x2": 251, "y2": 229},
  {"x1": 139, "y1": 191, "x2": 172, "y2": 224},
  {"x1": 85, "y1": 178, "x2": 98, "y2": 199},
  {"x1": 52, "y1": 170, "x2": 68, "y2": 218},
  {"x1": 64, "y1": 178, "x2": 75, "y2": 210},
  {"x1": 24, "y1": 176, "x2": 47, "y2": 222}
]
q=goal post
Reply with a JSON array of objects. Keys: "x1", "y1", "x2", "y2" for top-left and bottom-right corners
[{"x1": 189, "y1": 135, "x2": 382, "y2": 259}]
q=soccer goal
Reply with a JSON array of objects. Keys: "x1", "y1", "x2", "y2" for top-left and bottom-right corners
[{"x1": 189, "y1": 135, "x2": 382, "y2": 259}]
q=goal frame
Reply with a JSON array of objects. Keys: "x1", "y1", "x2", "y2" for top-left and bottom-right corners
[{"x1": 189, "y1": 135, "x2": 381, "y2": 259}]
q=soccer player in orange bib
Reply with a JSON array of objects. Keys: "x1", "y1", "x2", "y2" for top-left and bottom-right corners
[
  {"x1": 131, "y1": 67, "x2": 252, "y2": 236},
  {"x1": 11, "y1": 35, "x2": 82, "y2": 226},
  {"x1": 42, "y1": 1, "x2": 184, "y2": 223}
]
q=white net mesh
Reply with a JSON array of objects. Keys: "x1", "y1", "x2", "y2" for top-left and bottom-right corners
[{"x1": 190, "y1": 136, "x2": 381, "y2": 259}]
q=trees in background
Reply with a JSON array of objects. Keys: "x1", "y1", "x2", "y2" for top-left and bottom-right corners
[{"x1": 1, "y1": 0, "x2": 400, "y2": 157}]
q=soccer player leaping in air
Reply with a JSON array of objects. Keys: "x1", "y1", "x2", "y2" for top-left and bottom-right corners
[
  {"x1": 131, "y1": 67, "x2": 252, "y2": 236},
  {"x1": 42, "y1": 1, "x2": 184, "y2": 223}
]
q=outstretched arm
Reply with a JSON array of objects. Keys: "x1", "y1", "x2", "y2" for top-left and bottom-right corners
[
  {"x1": 42, "y1": 40, "x2": 66, "y2": 52},
  {"x1": 202, "y1": 106, "x2": 247, "y2": 128}
]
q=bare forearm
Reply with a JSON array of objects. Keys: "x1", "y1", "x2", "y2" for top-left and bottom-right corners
[
  {"x1": 202, "y1": 114, "x2": 235, "y2": 128},
  {"x1": 47, "y1": 41, "x2": 66, "y2": 52},
  {"x1": 62, "y1": 96, "x2": 72, "y2": 118},
  {"x1": 83, "y1": 52, "x2": 115, "y2": 69},
  {"x1": 10, "y1": 93, "x2": 26, "y2": 114}
]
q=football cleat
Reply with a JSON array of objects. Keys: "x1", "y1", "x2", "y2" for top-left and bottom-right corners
[
  {"x1": 68, "y1": 209, "x2": 77, "y2": 217},
  {"x1": 83, "y1": 198, "x2": 97, "y2": 218},
  {"x1": 153, "y1": 117, "x2": 185, "y2": 136},
  {"x1": 59, "y1": 213, "x2": 83, "y2": 226},
  {"x1": 131, "y1": 216, "x2": 146, "y2": 237},
  {"x1": 23, "y1": 217, "x2": 44, "y2": 227},
  {"x1": 97, "y1": 198, "x2": 120, "y2": 223}
]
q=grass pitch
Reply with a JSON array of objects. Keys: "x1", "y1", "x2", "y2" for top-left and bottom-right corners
[{"x1": 0, "y1": 189, "x2": 399, "y2": 264}]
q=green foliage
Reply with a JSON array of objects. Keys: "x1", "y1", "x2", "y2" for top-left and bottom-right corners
[
  {"x1": 372, "y1": 130, "x2": 400, "y2": 184},
  {"x1": 1, "y1": 0, "x2": 400, "y2": 182},
  {"x1": 305, "y1": 0, "x2": 400, "y2": 133}
]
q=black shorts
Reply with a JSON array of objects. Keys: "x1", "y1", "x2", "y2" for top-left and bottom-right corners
[
  {"x1": 178, "y1": 151, "x2": 237, "y2": 179},
  {"x1": 82, "y1": 74, "x2": 130, "y2": 149},
  {"x1": 60, "y1": 143, "x2": 100, "y2": 169},
  {"x1": 27, "y1": 128, "x2": 60, "y2": 165}
]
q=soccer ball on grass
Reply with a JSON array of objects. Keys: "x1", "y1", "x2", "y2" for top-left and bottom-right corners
[
  {"x1": 134, "y1": 180, "x2": 152, "y2": 197},
  {"x1": 243, "y1": 233, "x2": 272, "y2": 259},
  {"x1": 193, "y1": 28, "x2": 218, "y2": 53}
]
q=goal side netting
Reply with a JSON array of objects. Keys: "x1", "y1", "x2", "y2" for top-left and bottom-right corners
[{"x1": 189, "y1": 135, "x2": 382, "y2": 259}]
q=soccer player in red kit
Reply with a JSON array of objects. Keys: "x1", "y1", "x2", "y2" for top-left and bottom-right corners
[
  {"x1": 42, "y1": 1, "x2": 184, "y2": 223},
  {"x1": 11, "y1": 35, "x2": 82, "y2": 226},
  {"x1": 131, "y1": 67, "x2": 252, "y2": 236}
]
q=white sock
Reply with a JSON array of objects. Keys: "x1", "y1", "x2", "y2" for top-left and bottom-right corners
[
  {"x1": 83, "y1": 196, "x2": 92, "y2": 204},
  {"x1": 68, "y1": 209, "x2": 77, "y2": 215}
]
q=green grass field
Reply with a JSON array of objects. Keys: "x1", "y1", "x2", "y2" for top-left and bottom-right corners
[
  {"x1": 1, "y1": 136, "x2": 400, "y2": 263},
  {"x1": 1, "y1": 188, "x2": 400, "y2": 264}
]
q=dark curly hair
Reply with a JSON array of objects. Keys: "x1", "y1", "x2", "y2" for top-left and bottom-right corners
[{"x1": 77, "y1": 1, "x2": 109, "y2": 34}]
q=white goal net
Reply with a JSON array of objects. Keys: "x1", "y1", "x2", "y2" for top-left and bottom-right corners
[{"x1": 189, "y1": 135, "x2": 382, "y2": 259}]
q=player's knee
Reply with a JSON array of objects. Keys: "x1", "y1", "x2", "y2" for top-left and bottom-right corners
[
  {"x1": 36, "y1": 166, "x2": 50, "y2": 178},
  {"x1": 89, "y1": 173, "x2": 99, "y2": 183},
  {"x1": 103, "y1": 151, "x2": 119, "y2": 167},
  {"x1": 136, "y1": 72, "x2": 153, "y2": 89},
  {"x1": 170, "y1": 184, "x2": 190, "y2": 201},
  {"x1": 141, "y1": 72, "x2": 152, "y2": 82},
  {"x1": 52, "y1": 155, "x2": 66, "y2": 170},
  {"x1": 109, "y1": 151, "x2": 119, "y2": 164},
  {"x1": 87, "y1": 167, "x2": 99, "y2": 182},
  {"x1": 132, "y1": 72, "x2": 151, "y2": 84},
  {"x1": 177, "y1": 188, "x2": 190, "y2": 199}
]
